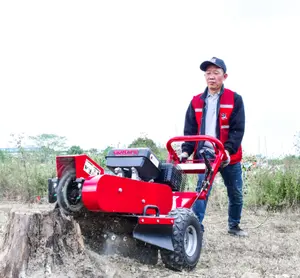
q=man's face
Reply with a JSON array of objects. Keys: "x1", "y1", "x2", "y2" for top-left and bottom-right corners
[{"x1": 204, "y1": 64, "x2": 228, "y2": 93}]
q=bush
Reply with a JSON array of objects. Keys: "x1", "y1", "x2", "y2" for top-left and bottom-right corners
[
  {"x1": 0, "y1": 151, "x2": 55, "y2": 201},
  {"x1": 244, "y1": 160, "x2": 300, "y2": 210},
  {"x1": 1, "y1": 136, "x2": 299, "y2": 211}
]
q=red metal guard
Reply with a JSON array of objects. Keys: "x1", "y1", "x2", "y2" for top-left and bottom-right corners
[{"x1": 166, "y1": 135, "x2": 228, "y2": 204}]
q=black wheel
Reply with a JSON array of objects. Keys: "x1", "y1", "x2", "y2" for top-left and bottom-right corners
[
  {"x1": 48, "y1": 178, "x2": 57, "y2": 203},
  {"x1": 56, "y1": 169, "x2": 84, "y2": 214},
  {"x1": 160, "y1": 208, "x2": 203, "y2": 271}
]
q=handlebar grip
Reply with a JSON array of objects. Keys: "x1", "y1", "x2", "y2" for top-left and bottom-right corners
[
  {"x1": 166, "y1": 135, "x2": 226, "y2": 162},
  {"x1": 223, "y1": 150, "x2": 230, "y2": 161}
]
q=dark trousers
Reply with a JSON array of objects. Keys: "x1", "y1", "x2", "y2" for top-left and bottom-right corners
[{"x1": 192, "y1": 161, "x2": 244, "y2": 231}]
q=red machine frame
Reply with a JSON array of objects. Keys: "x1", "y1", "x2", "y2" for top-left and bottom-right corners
[
  {"x1": 51, "y1": 135, "x2": 227, "y2": 251},
  {"x1": 55, "y1": 135, "x2": 227, "y2": 214}
]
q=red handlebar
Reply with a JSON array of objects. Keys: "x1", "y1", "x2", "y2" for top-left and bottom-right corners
[{"x1": 166, "y1": 135, "x2": 228, "y2": 163}]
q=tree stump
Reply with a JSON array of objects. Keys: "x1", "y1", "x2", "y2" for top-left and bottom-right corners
[{"x1": 0, "y1": 208, "x2": 96, "y2": 278}]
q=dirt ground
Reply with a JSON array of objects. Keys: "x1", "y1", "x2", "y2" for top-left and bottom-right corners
[{"x1": 0, "y1": 202, "x2": 300, "y2": 278}]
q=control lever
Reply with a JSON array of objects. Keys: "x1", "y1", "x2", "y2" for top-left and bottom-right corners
[
  {"x1": 199, "y1": 149, "x2": 214, "y2": 191},
  {"x1": 199, "y1": 149, "x2": 213, "y2": 173}
]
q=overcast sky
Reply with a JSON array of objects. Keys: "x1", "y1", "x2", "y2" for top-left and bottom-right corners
[{"x1": 1, "y1": 0, "x2": 299, "y2": 158}]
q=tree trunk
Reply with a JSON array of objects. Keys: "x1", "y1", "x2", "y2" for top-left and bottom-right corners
[
  {"x1": 0, "y1": 206, "x2": 158, "y2": 278},
  {"x1": 0, "y1": 208, "x2": 96, "y2": 278}
]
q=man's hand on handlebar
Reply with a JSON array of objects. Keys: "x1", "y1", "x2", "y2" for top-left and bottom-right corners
[
  {"x1": 221, "y1": 150, "x2": 231, "y2": 168},
  {"x1": 178, "y1": 152, "x2": 189, "y2": 163}
]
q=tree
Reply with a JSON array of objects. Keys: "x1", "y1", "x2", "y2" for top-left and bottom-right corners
[
  {"x1": 128, "y1": 135, "x2": 160, "y2": 154},
  {"x1": 67, "y1": 145, "x2": 84, "y2": 155},
  {"x1": 0, "y1": 150, "x2": 5, "y2": 162},
  {"x1": 97, "y1": 146, "x2": 113, "y2": 166},
  {"x1": 128, "y1": 134, "x2": 169, "y2": 160},
  {"x1": 87, "y1": 148, "x2": 98, "y2": 155},
  {"x1": 29, "y1": 133, "x2": 68, "y2": 162},
  {"x1": 157, "y1": 146, "x2": 168, "y2": 161},
  {"x1": 29, "y1": 134, "x2": 67, "y2": 152}
]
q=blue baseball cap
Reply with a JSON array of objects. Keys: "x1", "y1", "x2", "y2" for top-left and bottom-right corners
[{"x1": 200, "y1": 57, "x2": 227, "y2": 73}]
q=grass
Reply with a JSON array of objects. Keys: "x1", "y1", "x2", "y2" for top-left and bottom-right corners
[
  {"x1": 244, "y1": 161, "x2": 300, "y2": 210},
  {"x1": 0, "y1": 151, "x2": 54, "y2": 201},
  {"x1": 0, "y1": 149, "x2": 300, "y2": 210}
]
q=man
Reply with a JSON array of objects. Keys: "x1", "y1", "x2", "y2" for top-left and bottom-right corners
[{"x1": 180, "y1": 57, "x2": 247, "y2": 237}]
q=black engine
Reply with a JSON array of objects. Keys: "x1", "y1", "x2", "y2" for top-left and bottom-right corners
[{"x1": 105, "y1": 148, "x2": 186, "y2": 191}]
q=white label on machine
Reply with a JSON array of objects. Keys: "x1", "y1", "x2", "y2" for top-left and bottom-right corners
[
  {"x1": 149, "y1": 154, "x2": 159, "y2": 168},
  {"x1": 171, "y1": 196, "x2": 190, "y2": 210},
  {"x1": 176, "y1": 163, "x2": 206, "y2": 170},
  {"x1": 84, "y1": 159, "x2": 100, "y2": 176}
]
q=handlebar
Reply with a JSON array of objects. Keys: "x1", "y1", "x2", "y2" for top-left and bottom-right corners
[{"x1": 166, "y1": 135, "x2": 228, "y2": 163}]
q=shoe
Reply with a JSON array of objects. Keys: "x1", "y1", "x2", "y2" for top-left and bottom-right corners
[{"x1": 228, "y1": 225, "x2": 248, "y2": 237}]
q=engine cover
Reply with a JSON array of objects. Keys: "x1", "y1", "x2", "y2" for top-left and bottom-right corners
[{"x1": 105, "y1": 148, "x2": 161, "y2": 181}]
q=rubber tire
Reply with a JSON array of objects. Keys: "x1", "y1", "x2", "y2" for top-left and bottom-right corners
[
  {"x1": 56, "y1": 169, "x2": 84, "y2": 215},
  {"x1": 160, "y1": 208, "x2": 203, "y2": 271}
]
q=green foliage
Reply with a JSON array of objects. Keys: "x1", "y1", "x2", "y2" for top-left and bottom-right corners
[
  {"x1": 0, "y1": 150, "x2": 5, "y2": 162},
  {"x1": 26, "y1": 133, "x2": 68, "y2": 163},
  {"x1": 128, "y1": 135, "x2": 168, "y2": 161},
  {"x1": 157, "y1": 147, "x2": 168, "y2": 161},
  {"x1": 128, "y1": 135, "x2": 160, "y2": 153},
  {"x1": 0, "y1": 133, "x2": 60, "y2": 200},
  {"x1": 0, "y1": 151, "x2": 55, "y2": 201},
  {"x1": 244, "y1": 160, "x2": 300, "y2": 210},
  {"x1": 29, "y1": 133, "x2": 67, "y2": 152},
  {"x1": 88, "y1": 148, "x2": 98, "y2": 155},
  {"x1": 1, "y1": 132, "x2": 300, "y2": 210},
  {"x1": 92, "y1": 146, "x2": 113, "y2": 168},
  {"x1": 67, "y1": 145, "x2": 84, "y2": 155}
]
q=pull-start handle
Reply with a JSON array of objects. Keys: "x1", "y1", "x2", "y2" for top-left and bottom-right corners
[{"x1": 142, "y1": 205, "x2": 160, "y2": 217}]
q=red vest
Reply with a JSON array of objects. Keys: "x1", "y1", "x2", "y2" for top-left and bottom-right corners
[{"x1": 191, "y1": 88, "x2": 242, "y2": 164}]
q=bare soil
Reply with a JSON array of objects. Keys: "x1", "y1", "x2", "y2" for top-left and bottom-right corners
[{"x1": 0, "y1": 202, "x2": 300, "y2": 278}]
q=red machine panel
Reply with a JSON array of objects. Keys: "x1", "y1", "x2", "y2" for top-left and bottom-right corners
[
  {"x1": 56, "y1": 154, "x2": 104, "y2": 179},
  {"x1": 82, "y1": 174, "x2": 173, "y2": 215}
]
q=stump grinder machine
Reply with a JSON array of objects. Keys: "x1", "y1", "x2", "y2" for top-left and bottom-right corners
[{"x1": 48, "y1": 135, "x2": 228, "y2": 271}]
